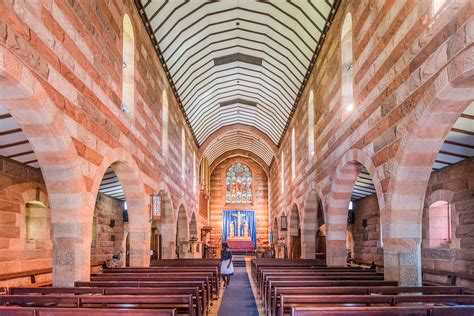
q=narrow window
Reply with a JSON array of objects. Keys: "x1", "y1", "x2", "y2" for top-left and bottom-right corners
[
  {"x1": 281, "y1": 152, "x2": 284, "y2": 193},
  {"x1": 181, "y1": 128, "x2": 186, "y2": 178},
  {"x1": 308, "y1": 91, "x2": 315, "y2": 159},
  {"x1": 162, "y1": 91, "x2": 169, "y2": 156},
  {"x1": 291, "y1": 128, "x2": 296, "y2": 180},
  {"x1": 428, "y1": 201, "x2": 452, "y2": 248},
  {"x1": 341, "y1": 13, "x2": 353, "y2": 112},
  {"x1": 122, "y1": 14, "x2": 135, "y2": 115}
]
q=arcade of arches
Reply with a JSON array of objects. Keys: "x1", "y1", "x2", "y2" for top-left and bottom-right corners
[{"x1": 0, "y1": 0, "x2": 473, "y2": 296}]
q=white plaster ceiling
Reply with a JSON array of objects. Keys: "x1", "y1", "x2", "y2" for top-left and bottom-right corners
[{"x1": 137, "y1": 0, "x2": 339, "y2": 157}]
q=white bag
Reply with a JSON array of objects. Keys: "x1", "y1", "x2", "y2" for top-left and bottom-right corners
[{"x1": 220, "y1": 259, "x2": 234, "y2": 275}]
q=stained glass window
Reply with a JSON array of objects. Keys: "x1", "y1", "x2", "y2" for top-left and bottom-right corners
[{"x1": 226, "y1": 163, "x2": 252, "y2": 203}]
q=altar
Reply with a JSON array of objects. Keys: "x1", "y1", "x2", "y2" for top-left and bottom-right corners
[{"x1": 222, "y1": 210, "x2": 256, "y2": 252}]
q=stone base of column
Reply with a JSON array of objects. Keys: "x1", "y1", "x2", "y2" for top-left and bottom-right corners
[
  {"x1": 326, "y1": 239, "x2": 347, "y2": 267},
  {"x1": 52, "y1": 236, "x2": 91, "y2": 287},
  {"x1": 302, "y1": 241, "x2": 316, "y2": 259},
  {"x1": 128, "y1": 231, "x2": 150, "y2": 267},
  {"x1": 384, "y1": 238, "x2": 422, "y2": 286}
]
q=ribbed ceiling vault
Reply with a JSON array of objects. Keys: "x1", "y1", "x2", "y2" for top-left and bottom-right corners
[{"x1": 136, "y1": 0, "x2": 340, "y2": 156}]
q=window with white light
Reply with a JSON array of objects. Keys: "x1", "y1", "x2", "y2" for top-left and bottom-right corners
[
  {"x1": 341, "y1": 13, "x2": 353, "y2": 112},
  {"x1": 162, "y1": 91, "x2": 169, "y2": 156},
  {"x1": 291, "y1": 128, "x2": 296, "y2": 180},
  {"x1": 308, "y1": 91, "x2": 315, "y2": 159},
  {"x1": 181, "y1": 128, "x2": 185, "y2": 178},
  {"x1": 281, "y1": 152, "x2": 284, "y2": 193},
  {"x1": 122, "y1": 14, "x2": 135, "y2": 115}
]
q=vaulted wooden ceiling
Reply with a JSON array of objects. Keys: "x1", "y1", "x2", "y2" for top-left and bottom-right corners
[{"x1": 136, "y1": 0, "x2": 339, "y2": 151}]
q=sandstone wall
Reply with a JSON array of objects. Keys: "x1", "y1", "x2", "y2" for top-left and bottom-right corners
[
  {"x1": 422, "y1": 157, "x2": 474, "y2": 287},
  {"x1": 0, "y1": 157, "x2": 51, "y2": 285},
  {"x1": 267, "y1": 0, "x2": 472, "y2": 284},
  {"x1": 209, "y1": 157, "x2": 269, "y2": 249},
  {"x1": 349, "y1": 194, "x2": 383, "y2": 265},
  {"x1": 91, "y1": 193, "x2": 125, "y2": 266}
]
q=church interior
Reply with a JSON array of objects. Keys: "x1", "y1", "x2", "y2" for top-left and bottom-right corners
[{"x1": 0, "y1": 0, "x2": 473, "y2": 315}]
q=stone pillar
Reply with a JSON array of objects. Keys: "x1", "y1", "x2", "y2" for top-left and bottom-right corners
[
  {"x1": 52, "y1": 220, "x2": 92, "y2": 287},
  {"x1": 161, "y1": 240, "x2": 176, "y2": 259},
  {"x1": 384, "y1": 238, "x2": 422, "y2": 286},
  {"x1": 326, "y1": 239, "x2": 347, "y2": 266},
  {"x1": 301, "y1": 240, "x2": 316, "y2": 259},
  {"x1": 128, "y1": 230, "x2": 150, "y2": 267}
]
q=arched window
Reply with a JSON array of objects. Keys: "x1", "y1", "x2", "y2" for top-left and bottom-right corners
[
  {"x1": 308, "y1": 91, "x2": 315, "y2": 159},
  {"x1": 428, "y1": 201, "x2": 452, "y2": 248},
  {"x1": 225, "y1": 163, "x2": 252, "y2": 203},
  {"x1": 341, "y1": 13, "x2": 353, "y2": 112},
  {"x1": 122, "y1": 14, "x2": 135, "y2": 115},
  {"x1": 181, "y1": 127, "x2": 185, "y2": 178},
  {"x1": 291, "y1": 128, "x2": 296, "y2": 180},
  {"x1": 433, "y1": 0, "x2": 447, "y2": 15},
  {"x1": 162, "y1": 91, "x2": 169, "y2": 156},
  {"x1": 193, "y1": 151, "x2": 196, "y2": 192},
  {"x1": 281, "y1": 152, "x2": 285, "y2": 193}
]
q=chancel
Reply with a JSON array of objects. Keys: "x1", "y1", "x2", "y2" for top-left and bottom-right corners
[{"x1": 0, "y1": 0, "x2": 473, "y2": 315}]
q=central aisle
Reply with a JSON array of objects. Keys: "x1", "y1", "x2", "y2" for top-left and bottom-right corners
[{"x1": 217, "y1": 263, "x2": 259, "y2": 316}]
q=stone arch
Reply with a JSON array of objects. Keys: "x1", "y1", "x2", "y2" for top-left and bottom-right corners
[
  {"x1": 301, "y1": 186, "x2": 319, "y2": 259},
  {"x1": 198, "y1": 123, "x2": 278, "y2": 158},
  {"x1": 0, "y1": 47, "x2": 89, "y2": 286},
  {"x1": 326, "y1": 148, "x2": 384, "y2": 266},
  {"x1": 91, "y1": 148, "x2": 150, "y2": 267},
  {"x1": 209, "y1": 149, "x2": 270, "y2": 178},
  {"x1": 154, "y1": 182, "x2": 174, "y2": 259},
  {"x1": 288, "y1": 203, "x2": 301, "y2": 259},
  {"x1": 385, "y1": 45, "x2": 473, "y2": 286}
]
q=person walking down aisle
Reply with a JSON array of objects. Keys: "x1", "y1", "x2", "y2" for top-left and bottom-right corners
[{"x1": 220, "y1": 242, "x2": 234, "y2": 287}]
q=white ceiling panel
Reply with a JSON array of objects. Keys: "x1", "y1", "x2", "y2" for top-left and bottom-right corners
[{"x1": 137, "y1": 0, "x2": 339, "y2": 162}]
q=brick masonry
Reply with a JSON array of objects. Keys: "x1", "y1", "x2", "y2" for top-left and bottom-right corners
[{"x1": 269, "y1": 0, "x2": 473, "y2": 285}]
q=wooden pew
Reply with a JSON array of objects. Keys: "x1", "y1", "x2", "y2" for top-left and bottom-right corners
[
  {"x1": 279, "y1": 294, "x2": 474, "y2": 316},
  {"x1": 97, "y1": 271, "x2": 218, "y2": 299},
  {"x1": 9, "y1": 286, "x2": 204, "y2": 316},
  {"x1": 90, "y1": 274, "x2": 214, "y2": 301},
  {"x1": 256, "y1": 267, "x2": 364, "y2": 284},
  {"x1": 291, "y1": 306, "x2": 474, "y2": 316},
  {"x1": 0, "y1": 307, "x2": 176, "y2": 315},
  {"x1": 103, "y1": 266, "x2": 220, "y2": 297},
  {"x1": 265, "y1": 280, "x2": 399, "y2": 312},
  {"x1": 77, "y1": 278, "x2": 211, "y2": 309},
  {"x1": 269, "y1": 286, "x2": 466, "y2": 316},
  {"x1": 0, "y1": 294, "x2": 194, "y2": 315},
  {"x1": 259, "y1": 271, "x2": 383, "y2": 295},
  {"x1": 75, "y1": 281, "x2": 209, "y2": 312},
  {"x1": 261, "y1": 274, "x2": 385, "y2": 301}
]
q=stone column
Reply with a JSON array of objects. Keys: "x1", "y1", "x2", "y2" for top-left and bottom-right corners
[
  {"x1": 384, "y1": 238, "x2": 422, "y2": 286},
  {"x1": 128, "y1": 229, "x2": 150, "y2": 267},
  {"x1": 326, "y1": 239, "x2": 347, "y2": 266}
]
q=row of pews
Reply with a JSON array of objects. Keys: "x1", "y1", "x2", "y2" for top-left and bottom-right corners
[
  {"x1": 251, "y1": 258, "x2": 474, "y2": 316},
  {"x1": 0, "y1": 259, "x2": 221, "y2": 316}
]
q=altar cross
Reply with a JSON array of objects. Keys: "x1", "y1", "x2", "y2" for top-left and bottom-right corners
[{"x1": 232, "y1": 211, "x2": 246, "y2": 236}]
